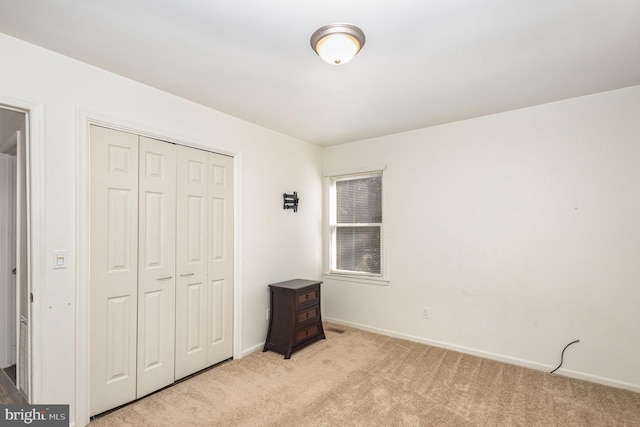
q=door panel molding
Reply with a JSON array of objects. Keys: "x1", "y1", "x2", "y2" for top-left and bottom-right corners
[
  {"x1": 206, "y1": 153, "x2": 234, "y2": 366},
  {"x1": 136, "y1": 136, "x2": 176, "y2": 399},
  {"x1": 89, "y1": 126, "x2": 139, "y2": 415},
  {"x1": 175, "y1": 145, "x2": 208, "y2": 379}
]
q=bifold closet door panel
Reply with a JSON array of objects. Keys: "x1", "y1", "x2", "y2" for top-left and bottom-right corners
[
  {"x1": 207, "y1": 152, "x2": 234, "y2": 365},
  {"x1": 89, "y1": 125, "x2": 139, "y2": 416},
  {"x1": 136, "y1": 136, "x2": 177, "y2": 398},
  {"x1": 175, "y1": 145, "x2": 208, "y2": 380}
]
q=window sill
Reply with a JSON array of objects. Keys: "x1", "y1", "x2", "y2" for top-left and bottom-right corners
[{"x1": 323, "y1": 273, "x2": 390, "y2": 286}]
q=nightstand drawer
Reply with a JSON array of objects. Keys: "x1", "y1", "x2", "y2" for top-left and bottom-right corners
[
  {"x1": 297, "y1": 306, "x2": 319, "y2": 324},
  {"x1": 295, "y1": 322, "x2": 322, "y2": 344},
  {"x1": 297, "y1": 288, "x2": 318, "y2": 305}
]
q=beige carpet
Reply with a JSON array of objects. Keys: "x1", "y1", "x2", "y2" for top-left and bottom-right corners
[{"x1": 91, "y1": 324, "x2": 640, "y2": 426}]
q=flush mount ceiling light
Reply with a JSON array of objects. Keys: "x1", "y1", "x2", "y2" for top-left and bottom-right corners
[{"x1": 310, "y1": 23, "x2": 366, "y2": 65}]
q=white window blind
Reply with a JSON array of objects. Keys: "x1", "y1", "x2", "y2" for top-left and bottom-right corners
[{"x1": 330, "y1": 172, "x2": 382, "y2": 276}]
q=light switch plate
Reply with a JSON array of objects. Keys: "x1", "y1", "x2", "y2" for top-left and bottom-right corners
[{"x1": 53, "y1": 250, "x2": 67, "y2": 269}]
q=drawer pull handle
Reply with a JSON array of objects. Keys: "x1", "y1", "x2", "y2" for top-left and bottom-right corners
[
  {"x1": 180, "y1": 273, "x2": 194, "y2": 277},
  {"x1": 306, "y1": 313, "x2": 309, "y2": 318},
  {"x1": 157, "y1": 276, "x2": 173, "y2": 281}
]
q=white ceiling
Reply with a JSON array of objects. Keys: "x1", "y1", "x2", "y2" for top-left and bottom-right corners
[{"x1": 1, "y1": 0, "x2": 639, "y2": 146}]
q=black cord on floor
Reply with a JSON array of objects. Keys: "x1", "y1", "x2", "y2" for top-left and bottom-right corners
[{"x1": 550, "y1": 339, "x2": 580, "y2": 374}]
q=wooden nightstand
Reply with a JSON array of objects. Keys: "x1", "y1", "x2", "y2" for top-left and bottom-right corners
[{"x1": 263, "y1": 279, "x2": 326, "y2": 359}]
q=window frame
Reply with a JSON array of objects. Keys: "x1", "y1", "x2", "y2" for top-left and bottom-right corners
[{"x1": 324, "y1": 167, "x2": 389, "y2": 285}]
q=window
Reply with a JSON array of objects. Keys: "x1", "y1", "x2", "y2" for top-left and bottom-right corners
[{"x1": 328, "y1": 170, "x2": 384, "y2": 278}]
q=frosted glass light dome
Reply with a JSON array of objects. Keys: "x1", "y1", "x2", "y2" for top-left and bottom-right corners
[{"x1": 310, "y1": 24, "x2": 365, "y2": 65}]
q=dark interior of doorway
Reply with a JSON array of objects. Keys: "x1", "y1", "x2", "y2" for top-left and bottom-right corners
[{"x1": 2, "y1": 364, "x2": 16, "y2": 384}]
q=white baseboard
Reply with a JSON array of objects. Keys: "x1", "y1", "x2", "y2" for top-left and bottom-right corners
[
  {"x1": 323, "y1": 317, "x2": 640, "y2": 394},
  {"x1": 242, "y1": 342, "x2": 265, "y2": 358}
]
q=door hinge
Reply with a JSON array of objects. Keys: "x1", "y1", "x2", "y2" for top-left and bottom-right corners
[{"x1": 30, "y1": 293, "x2": 33, "y2": 303}]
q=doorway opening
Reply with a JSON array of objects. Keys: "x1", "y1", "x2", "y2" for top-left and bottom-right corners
[{"x1": 0, "y1": 104, "x2": 30, "y2": 400}]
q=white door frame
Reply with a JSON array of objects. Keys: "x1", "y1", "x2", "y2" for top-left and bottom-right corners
[
  {"x1": 0, "y1": 96, "x2": 45, "y2": 404},
  {"x1": 75, "y1": 110, "x2": 244, "y2": 426}
]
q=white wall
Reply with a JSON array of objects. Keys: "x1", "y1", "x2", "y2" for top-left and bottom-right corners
[
  {"x1": 323, "y1": 85, "x2": 640, "y2": 392},
  {"x1": 0, "y1": 33, "x2": 322, "y2": 425}
]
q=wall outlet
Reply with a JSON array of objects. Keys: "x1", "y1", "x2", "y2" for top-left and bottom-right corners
[
  {"x1": 422, "y1": 307, "x2": 430, "y2": 319},
  {"x1": 266, "y1": 308, "x2": 270, "y2": 321}
]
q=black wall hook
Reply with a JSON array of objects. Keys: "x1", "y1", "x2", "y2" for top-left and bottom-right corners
[{"x1": 283, "y1": 192, "x2": 299, "y2": 212}]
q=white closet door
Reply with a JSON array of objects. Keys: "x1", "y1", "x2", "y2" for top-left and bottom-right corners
[
  {"x1": 207, "y1": 152, "x2": 234, "y2": 365},
  {"x1": 175, "y1": 145, "x2": 208, "y2": 379},
  {"x1": 90, "y1": 126, "x2": 139, "y2": 416},
  {"x1": 136, "y1": 137, "x2": 177, "y2": 398},
  {"x1": 90, "y1": 127, "x2": 234, "y2": 413}
]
